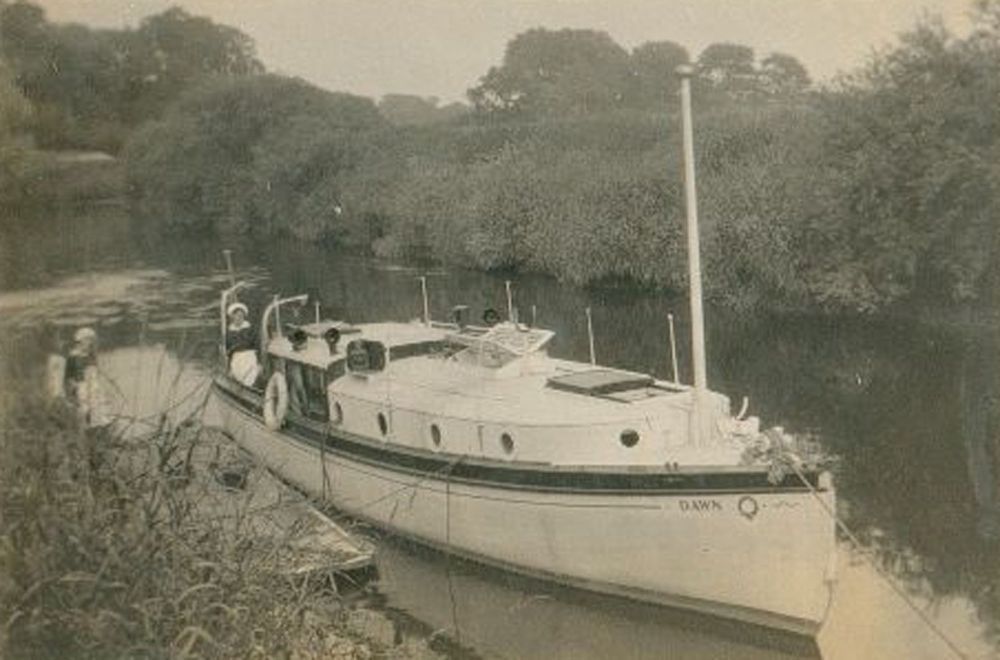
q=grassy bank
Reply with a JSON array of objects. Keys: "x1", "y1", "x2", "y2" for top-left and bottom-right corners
[
  {"x1": 0, "y1": 378, "x2": 439, "y2": 659},
  {"x1": 1, "y1": 150, "x2": 124, "y2": 216}
]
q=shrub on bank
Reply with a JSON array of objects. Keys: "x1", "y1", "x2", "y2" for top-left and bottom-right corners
[
  {"x1": 124, "y1": 75, "x2": 386, "y2": 237},
  {"x1": 360, "y1": 105, "x2": 809, "y2": 311},
  {"x1": 0, "y1": 385, "x2": 395, "y2": 658},
  {"x1": 122, "y1": 7, "x2": 1000, "y2": 320}
]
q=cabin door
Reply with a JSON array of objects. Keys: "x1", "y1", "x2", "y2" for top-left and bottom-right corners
[{"x1": 285, "y1": 362, "x2": 329, "y2": 424}]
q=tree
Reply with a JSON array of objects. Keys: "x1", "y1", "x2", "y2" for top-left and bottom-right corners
[
  {"x1": 128, "y1": 8, "x2": 263, "y2": 120},
  {"x1": 0, "y1": 2, "x2": 264, "y2": 150},
  {"x1": 125, "y1": 75, "x2": 385, "y2": 236},
  {"x1": 0, "y1": 58, "x2": 31, "y2": 135},
  {"x1": 0, "y1": 57, "x2": 47, "y2": 209},
  {"x1": 468, "y1": 28, "x2": 632, "y2": 117},
  {"x1": 792, "y1": 19, "x2": 1000, "y2": 313},
  {"x1": 696, "y1": 42, "x2": 756, "y2": 94},
  {"x1": 629, "y1": 41, "x2": 689, "y2": 109},
  {"x1": 378, "y1": 94, "x2": 439, "y2": 125},
  {"x1": 973, "y1": 0, "x2": 1000, "y2": 32},
  {"x1": 377, "y1": 94, "x2": 468, "y2": 125},
  {"x1": 0, "y1": 2, "x2": 53, "y2": 107},
  {"x1": 759, "y1": 53, "x2": 811, "y2": 97},
  {"x1": 0, "y1": 3, "x2": 119, "y2": 147},
  {"x1": 0, "y1": 2, "x2": 49, "y2": 76}
]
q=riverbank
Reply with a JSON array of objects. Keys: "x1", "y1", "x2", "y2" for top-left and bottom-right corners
[
  {"x1": 0, "y1": 150, "x2": 124, "y2": 216},
  {"x1": 0, "y1": 381, "x2": 445, "y2": 659}
]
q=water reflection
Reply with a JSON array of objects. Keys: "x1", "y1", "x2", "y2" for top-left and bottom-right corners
[
  {"x1": 1, "y1": 205, "x2": 998, "y2": 658},
  {"x1": 374, "y1": 538, "x2": 818, "y2": 659}
]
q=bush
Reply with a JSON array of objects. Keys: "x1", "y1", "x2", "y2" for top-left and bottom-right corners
[
  {"x1": 0, "y1": 386, "x2": 376, "y2": 658},
  {"x1": 125, "y1": 75, "x2": 386, "y2": 238},
  {"x1": 124, "y1": 6, "x2": 1000, "y2": 320}
]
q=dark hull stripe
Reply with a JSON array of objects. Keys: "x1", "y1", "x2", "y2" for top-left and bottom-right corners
[{"x1": 213, "y1": 378, "x2": 825, "y2": 496}]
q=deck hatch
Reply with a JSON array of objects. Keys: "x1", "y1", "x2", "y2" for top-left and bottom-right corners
[{"x1": 547, "y1": 369, "x2": 655, "y2": 396}]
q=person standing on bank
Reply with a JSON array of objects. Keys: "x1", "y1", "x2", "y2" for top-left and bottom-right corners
[
  {"x1": 64, "y1": 327, "x2": 103, "y2": 426},
  {"x1": 226, "y1": 302, "x2": 260, "y2": 387}
]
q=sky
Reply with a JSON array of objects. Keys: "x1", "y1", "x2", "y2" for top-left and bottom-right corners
[{"x1": 34, "y1": 0, "x2": 976, "y2": 103}]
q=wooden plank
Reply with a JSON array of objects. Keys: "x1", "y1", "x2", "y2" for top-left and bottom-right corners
[{"x1": 189, "y1": 427, "x2": 375, "y2": 578}]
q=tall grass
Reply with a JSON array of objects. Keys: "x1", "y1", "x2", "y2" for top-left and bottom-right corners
[{"x1": 0, "y1": 381, "x2": 392, "y2": 658}]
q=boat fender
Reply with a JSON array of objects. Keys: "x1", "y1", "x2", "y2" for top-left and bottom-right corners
[{"x1": 263, "y1": 372, "x2": 289, "y2": 430}]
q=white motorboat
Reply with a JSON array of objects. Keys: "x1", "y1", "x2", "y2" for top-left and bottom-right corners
[{"x1": 209, "y1": 67, "x2": 837, "y2": 635}]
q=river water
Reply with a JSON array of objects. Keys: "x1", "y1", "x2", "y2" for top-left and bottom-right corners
[{"x1": 1, "y1": 205, "x2": 997, "y2": 659}]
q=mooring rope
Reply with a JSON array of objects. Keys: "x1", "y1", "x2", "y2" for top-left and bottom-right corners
[
  {"x1": 443, "y1": 456, "x2": 463, "y2": 646},
  {"x1": 789, "y1": 460, "x2": 968, "y2": 659},
  {"x1": 319, "y1": 430, "x2": 331, "y2": 503}
]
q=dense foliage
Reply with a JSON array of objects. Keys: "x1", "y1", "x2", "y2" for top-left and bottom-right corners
[
  {"x1": 377, "y1": 94, "x2": 469, "y2": 126},
  {"x1": 0, "y1": 1, "x2": 262, "y2": 152},
  {"x1": 467, "y1": 28, "x2": 807, "y2": 117},
  {"x1": 0, "y1": 366, "x2": 434, "y2": 658},
  {"x1": 125, "y1": 75, "x2": 386, "y2": 236},
  {"x1": 376, "y1": 12, "x2": 995, "y2": 316},
  {"x1": 792, "y1": 16, "x2": 1000, "y2": 313},
  {"x1": 0, "y1": 57, "x2": 50, "y2": 208},
  {"x1": 2, "y1": 0, "x2": 995, "y2": 318}
]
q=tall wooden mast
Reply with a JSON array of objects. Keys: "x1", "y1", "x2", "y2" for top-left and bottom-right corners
[{"x1": 676, "y1": 64, "x2": 709, "y2": 445}]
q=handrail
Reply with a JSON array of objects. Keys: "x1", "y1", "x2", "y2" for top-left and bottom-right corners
[
  {"x1": 259, "y1": 293, "x2": 309, "y2": 360},
  {"x1": 219, "y1": 280, "x2": 248, "y2": 362}
]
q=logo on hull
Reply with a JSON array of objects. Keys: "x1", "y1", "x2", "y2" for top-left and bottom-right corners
[{"x1": 738, "y1": 495, "x2": 759, "y2": 521}]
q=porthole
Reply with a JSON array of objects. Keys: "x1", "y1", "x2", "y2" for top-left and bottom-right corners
[
  {"x1": 330, "y1": 401, "x2": 343, "y2": 426},
  {"x1": 620, "y1": 429, "x2": 640, "y2": 448},
  {"x1": 377, "y1": 412, "x2": 388, "y2": 437},
  {"x1": 430, "y1": 423, "x2": 442, "y2": 448},
  {"x1": 500, "y1": 432, "x2": 515, "y2": 455}
]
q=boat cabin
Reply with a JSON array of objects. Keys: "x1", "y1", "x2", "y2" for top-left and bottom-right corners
[{"x1": 218, "y1": 289, "x2": 747, "y2": 469}]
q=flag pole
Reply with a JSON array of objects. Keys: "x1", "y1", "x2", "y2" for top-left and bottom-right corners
[{"x1": 676, "y1": 65, "x2": 708, "y2": 446}]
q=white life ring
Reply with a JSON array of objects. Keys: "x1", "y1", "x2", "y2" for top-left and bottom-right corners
[{"x1": 263, "y1": 372, "x2": 288, "y2": 430}]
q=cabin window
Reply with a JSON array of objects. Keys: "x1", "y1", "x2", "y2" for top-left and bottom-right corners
[
  {"x1": 327, "y1": 359, "x2": 346, "y2": 380},
  {"x1": 390, "y1": 341, "x2": 444, "y2": 361},
  {"x1": 377, "y1": 412, "x2": 389, "y2": 437},
  {"x1": 430, "y1": 423, "x2": 442, "y2": 448},
  {"x1": 286, "y1": 362, "x2": 328, "y2": 422},
  {"x1": 347, "y1": 340, "x2": 387, "y2": 373},
  {"x1": 500, "y1": 432, "x2": 514, "y2": 455},
  {"x1": 620, "y1": 429, "x2": 640, "y2": 448}
]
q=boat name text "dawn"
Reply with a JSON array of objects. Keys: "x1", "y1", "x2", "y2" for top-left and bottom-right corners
[{"x1": 678, "y1": 499, "x2": 723, "y2": 512}]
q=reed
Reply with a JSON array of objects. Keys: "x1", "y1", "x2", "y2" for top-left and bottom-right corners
[{"x1": 0, "y1": 385, "x2": 394, "y2": 659}]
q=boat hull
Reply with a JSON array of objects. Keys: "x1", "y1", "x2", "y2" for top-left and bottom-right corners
[{"x1": 210, "y1": 378, "x2": 836, "y2": 635}]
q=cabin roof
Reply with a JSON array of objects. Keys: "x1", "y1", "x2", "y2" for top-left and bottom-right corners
[{"x1": 331, "y1": 353, "x2": 698, "y2": 426}]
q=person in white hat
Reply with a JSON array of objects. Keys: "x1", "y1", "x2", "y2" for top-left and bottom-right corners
[
  {"x1": 226, "y1": 302, "x2": 259, "y2": 386},
  {"x1": 65, "y1": 328, "x2": 97, "y2": 393},
  {"x1": 64, "y1": 327, "x2": 102, "y2": 425}
]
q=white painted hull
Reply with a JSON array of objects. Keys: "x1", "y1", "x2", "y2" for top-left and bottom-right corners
[{"x1": 213, "y1": 386, "x2": 836, "y2": 635}]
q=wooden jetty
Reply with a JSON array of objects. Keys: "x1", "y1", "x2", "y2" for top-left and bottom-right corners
[{"x1": 186, "y1": 426, "x2": 376, "y2": 585}]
